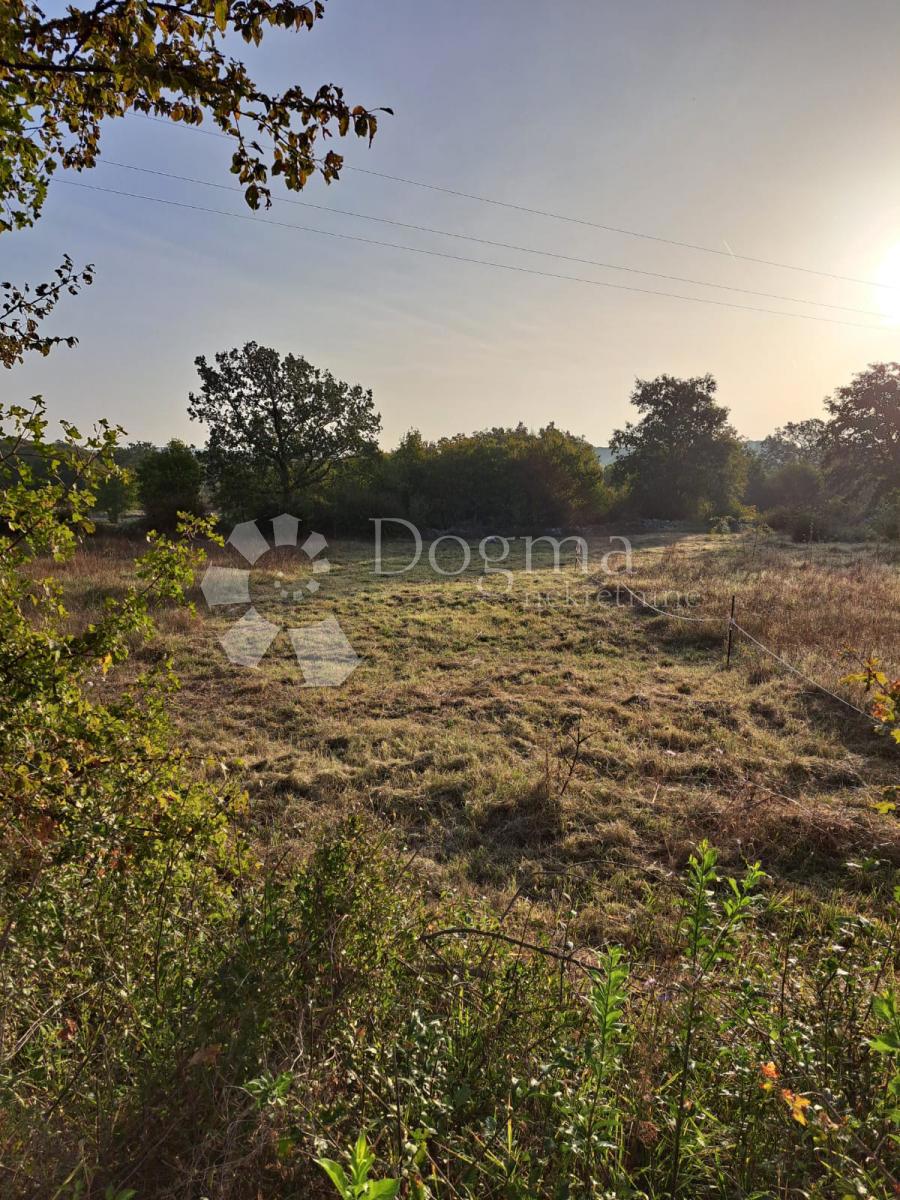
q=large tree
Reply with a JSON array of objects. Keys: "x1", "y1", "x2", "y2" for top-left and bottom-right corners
[
  {"x1": 757, "y1": 418, "x2": 826, "y2": 471},
  {"x1": 188, "y1": 341, "x2": 381, "y2": 517},
  {"x1": 609, "y1": 374, "x2": 747, "y2": 519},
  {"x1": 821, "y1": 362, "x2": 900, "y2": 502},
  {"x1": 0, "y1": 0, "x2": 388, "y2": 233}
]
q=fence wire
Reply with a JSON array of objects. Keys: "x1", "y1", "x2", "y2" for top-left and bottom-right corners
[{"x1": 609, "y1": 581, "x2": 881, "y2": 724}]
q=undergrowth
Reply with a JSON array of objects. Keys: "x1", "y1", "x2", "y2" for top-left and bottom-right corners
[{"x1": 6, "y1": 817, "x2": 898, "y2": 1198}]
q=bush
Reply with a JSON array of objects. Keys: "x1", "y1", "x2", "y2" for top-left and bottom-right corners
[
  {"x1": 871, "y1": 489, "x2": 900, "y2": 541},
  {"x1": 136, "y1": 438, "x2": 204, "y2": 529},
  {"x1": 0, "y1": 401, "x2": 238, "y2": 1194},
  {"x1": 298, "y1": 425, "x2": 612, "y2": 535},
  {"x1": 764, "y1": 503, "x2": 861, "y2": 543},
  {"x1": 74, "y1": 829, "x2": 892, "y2": 1200}
]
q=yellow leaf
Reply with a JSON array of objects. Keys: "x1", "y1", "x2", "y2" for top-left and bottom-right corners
[
  {"x1": 759, "y1": 1060, "x2": 779, "y2": 1090},
  {"x1": 780, "y1": 1089, "x2": 811, "y2": 1125}
]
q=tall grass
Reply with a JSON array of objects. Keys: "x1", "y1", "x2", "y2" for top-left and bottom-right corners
[
  {"x1": 3, "y1": 818, "x2": 897, "y2": 1198},
  {"x1": 7, "y1": 528, "x2": 897, "y2": 1198},
  {"x1": 613, "y1": 533, "x2": 900, "y2": 702}
]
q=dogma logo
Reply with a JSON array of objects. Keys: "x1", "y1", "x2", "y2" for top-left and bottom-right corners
[{"x1": 200, "y1": 514, "x2": 360, "y2": 687}]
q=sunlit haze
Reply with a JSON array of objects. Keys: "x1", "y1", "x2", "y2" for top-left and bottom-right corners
[
  {"x1": 5, "y1": 0, "x2": 900, "y2": 448},
  {"x1": 878, "y1": 243, "x2": 900, "y2": 324}
]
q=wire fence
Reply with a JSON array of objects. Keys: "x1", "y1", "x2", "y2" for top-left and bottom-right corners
[
  {"x1": 728, "y1": 621, "x2": 875, "y2": 720},
  {"x1": 611, "y1": 582, "x2": 722, "y2": 624},
  {"x1": 608, "y1": 581, "x2": 880, "y2": 724}
]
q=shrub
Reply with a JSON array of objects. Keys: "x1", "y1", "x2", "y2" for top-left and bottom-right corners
[
  {"x1": 136, "y1": 438, "x2": 204, "y2": 529},
  {"x1": 0, "y1": 401, "x2": 239, "y2": 1194},
  {"x1": 871, "y1": 488, "x2": 900, "y2": 540}
]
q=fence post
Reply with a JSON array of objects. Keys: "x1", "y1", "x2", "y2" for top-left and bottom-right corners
[{"x1": 725, "y1": 594, "x2": 736, "y2": 669}]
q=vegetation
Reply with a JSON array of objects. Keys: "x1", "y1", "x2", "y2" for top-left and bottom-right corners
[
  {"x1": 189, "y1": 342, "x2": 381, "y2": 521},
  {"x1": 5, "y1": 497, "x2": 895, "y2": 1195},
  {"x1": 757, "y1": 419, "x2": 827, "y2": 471},
  {"x1": 136, "y1": 438, "x2": 204, "y2": 529},
  {"x1": 747, "y1": 367, "x2": 899, "y2": 541},
  {"x1": 0, "y1": 256, "x2": 93, "y2": 367},
  {"x1": 0, "y1": 0, "x2": 387, "y2": 232},
  {"x1": 822, "y1": 363, "x2": 900, "y2": 506},
  {"x1": 1, "y1": 4, "x2": 897, "y2": 1194},
  {"x1": 609, "y1": 375, "x2": 747, "y2": 520},
  {"x1": 66, "y1": 354, "x2": 898, "y2": 539},
  {"x1": 307, "y1": 423, "x2": 612, "y2": 534}
]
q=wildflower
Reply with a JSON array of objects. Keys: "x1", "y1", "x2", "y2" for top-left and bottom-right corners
[{"x1": 759, "y1": 1061, "x2": 779, "y2": 1090}]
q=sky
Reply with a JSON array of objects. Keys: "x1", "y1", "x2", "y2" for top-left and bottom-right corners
[{"x1": 5, "y1": 0, "x2": 900, "y2": 450}]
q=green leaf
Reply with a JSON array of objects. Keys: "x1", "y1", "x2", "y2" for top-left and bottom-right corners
[
  {"x1": 316, "y1": 1158, "x2": 349, "y2": 1196},
  {"x1": 366, "y1": 1182, "x2": 401, "y2": 1200}
]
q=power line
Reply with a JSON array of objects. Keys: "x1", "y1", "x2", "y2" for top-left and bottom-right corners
[
  {"x1": 96, "y1": 158, "x2": 887, "y2": 319},
  {"x1": 135, "y1": 112, "x2": 896, "y2": 292},
  {"x1": 53, "y1": 178, "x2": 889, "y2": 331}
]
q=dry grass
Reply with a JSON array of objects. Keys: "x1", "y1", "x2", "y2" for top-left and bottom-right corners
[
  {"x1": 618, "y1": 532, "x2": 899, "y2": 688},
  {"x1": 35, "y1": 527, "x2": 900, "y2": 931}
]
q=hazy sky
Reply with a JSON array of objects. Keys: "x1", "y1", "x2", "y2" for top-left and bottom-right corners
[{"x1": 6, "y1": 0, "x2": 900, "y2": 449}]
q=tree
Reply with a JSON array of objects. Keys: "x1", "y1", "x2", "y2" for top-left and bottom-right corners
[
  {"x1": 762, "y1": 460, "x2": 823, "y2": 509},
  {"x1": 188, "y1": 342, "x2": 381, "y2": 518},
  {"x1": 94, "y1": 469, "x2": 136, "y2": 524},
  {"x1": 352, "y1": 424, "x2": 609, "y2": 532},
  {"x1": 821, "y1": 363, "x2": 900, "y2": 502},
  {"x1": 1, "y1": 0, "x2": 389, "y2": 232},
  {"x1": 757, "y1": 418, "x2": 826, "y2": 471},
  {"x1": 609, "y1": 375, "x2": 747, "y2": 519},
  {"x1": 1, "y1": 257, "x2": 93, "y2": 368},
  {"x1": 517, "y1": 423, "x2": 610, "y2": 526},
  {"x1": 136, "y1": 439, "x2": 203, "y2": 529},
  {"x1": 90, "y1": 440, "x2": 154, "y2": 523},
  {"x1": 387, "y1": 429, "x2": 432, "y2": 517}
]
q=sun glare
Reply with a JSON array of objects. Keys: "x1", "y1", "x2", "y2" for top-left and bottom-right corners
[{"x1": 877, "y1": 242, "x2": 900, "y2": 323}]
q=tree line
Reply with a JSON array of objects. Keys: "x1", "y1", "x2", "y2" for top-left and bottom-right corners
[{"x1": 107, "y1": 342, "x2": 899, "y2": 539}]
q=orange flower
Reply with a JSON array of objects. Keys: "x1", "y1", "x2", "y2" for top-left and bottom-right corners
[
  {"x1": 759, "y1": 1061, "x2": 779, "y2": 1090},
  {"x1": 780, "y1": 1088, "x2": 811, "y2": 1125}
]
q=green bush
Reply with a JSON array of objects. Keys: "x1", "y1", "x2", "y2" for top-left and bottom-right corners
[
  {"x1": 871, "y1": 489, "x2": 900, "y2": 541},
  {"x1": 136, "y1": 438, "x2": 204, "y2": 529},
  {"x1": 0, "y1": 401, "x2": 239, "y2": 1193}
]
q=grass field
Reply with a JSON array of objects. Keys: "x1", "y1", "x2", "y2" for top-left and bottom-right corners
[
  {"x1": 46, "y1": 528, "x2": 900, "y2": 927},
  {"x1": 11, "y1": 525, "x2": 900, "y2": 1198}
]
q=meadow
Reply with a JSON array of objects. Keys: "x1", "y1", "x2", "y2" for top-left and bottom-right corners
[
  {"x1": 53, "y1": 528, "x2": 899, "y2": 916},
  {"x1": 8, "y1": 526, "x2": 900, "y2": 1198}
]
